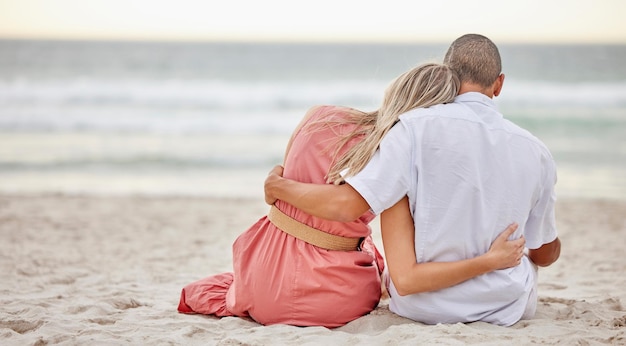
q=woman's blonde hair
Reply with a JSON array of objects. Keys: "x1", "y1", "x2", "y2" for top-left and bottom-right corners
[{"x1": 319, "y1": 63, "x2": 459, "y2": 184}]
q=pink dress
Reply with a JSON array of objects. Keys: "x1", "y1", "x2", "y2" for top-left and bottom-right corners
[{"x1": 178, "y1": 106, "x2": 384, "y2": 328}]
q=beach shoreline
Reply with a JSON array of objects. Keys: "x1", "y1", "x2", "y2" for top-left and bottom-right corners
[{"x1": 0, "y1": 193, "x2": 624, "y2": 345}]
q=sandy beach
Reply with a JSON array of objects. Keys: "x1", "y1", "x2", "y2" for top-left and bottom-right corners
[{"x1": 0, "y1": 194, "x2": 624, "y2": 345}]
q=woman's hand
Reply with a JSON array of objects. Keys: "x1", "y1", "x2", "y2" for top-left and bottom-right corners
[
  {"x1": 486, "y1": 223, "x2": 525, "y2": 270},
  {"x1": 264, "y1": 165, "x2": 284, "y2": 205}
]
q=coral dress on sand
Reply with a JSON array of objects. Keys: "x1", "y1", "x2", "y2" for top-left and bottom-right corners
[{"x1": 178, "y1": 106, "x2": 384, "y2": 328}]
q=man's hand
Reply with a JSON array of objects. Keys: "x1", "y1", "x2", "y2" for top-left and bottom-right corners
[
  {"x1": 264, "y1": 165, "x2": 284, "y2": 205},
  {"x1": 262, "y1": 164, "x2": 369, "y2": 221}
]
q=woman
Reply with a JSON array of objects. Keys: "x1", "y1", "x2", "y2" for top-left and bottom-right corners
[{"x1": 178, "y1": 63, "x2": 524, "y2": 327}]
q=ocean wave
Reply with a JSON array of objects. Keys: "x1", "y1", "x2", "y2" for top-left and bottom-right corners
[
  {"x1": 0, "y1": 78, "x2": 383, "y2": 110},
  {"x1": 0, "y1": 155, "x2": 281, "y2": 171},
  {"x1": 1, "y1": 78, "x2": 625, "y2": 108},
  {"x1": 499, "y1": 80, "x2": 626, "y2": 106},
  {"x1": 1, "y1": 78, "x2": 625, "y2": 134}
]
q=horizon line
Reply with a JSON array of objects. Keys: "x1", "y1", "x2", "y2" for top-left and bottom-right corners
[{"x1": 1, "y1": 35, "x2": 625, "y2": 46}]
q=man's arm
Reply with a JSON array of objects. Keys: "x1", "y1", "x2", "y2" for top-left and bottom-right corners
[
  {"x1": 264, "y1": 165, "x2": 370, "y2": 222},
  {"x1": 526, "y1": 153, "x2": 561, "y2": 267},
  {"x1": 528, "y1": 237, "x2": 561, "y2": 267}
]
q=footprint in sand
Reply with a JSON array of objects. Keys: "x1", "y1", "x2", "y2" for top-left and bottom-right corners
[
  {"x1": 108, "y1": 297, "x2": 145, "y2": 310},
  {"x1": 0, "y1": 320, "x2": 44, "y2": 334},
  {"x1": 612, "y1": 315, "x2": 626, "y2": 328},
  {"x1": 538, "y1": 283, "x2": 567, "y2": 290}
]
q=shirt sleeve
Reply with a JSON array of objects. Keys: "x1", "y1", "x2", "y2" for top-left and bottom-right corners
[
  {"x1": 524, "y1": 151, "x2": 559, "y2": 249},
  {"x1": 344, "y1": 120, "x2": 413, "y2": 215}
]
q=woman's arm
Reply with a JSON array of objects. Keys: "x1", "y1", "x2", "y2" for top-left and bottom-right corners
[{"x1": 381, "y1": 196, "x2": 525, "y2": 296}]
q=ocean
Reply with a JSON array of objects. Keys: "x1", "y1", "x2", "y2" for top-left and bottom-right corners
[{"x1": 0, "y1": 40, "x2": 625, "y2": 200}]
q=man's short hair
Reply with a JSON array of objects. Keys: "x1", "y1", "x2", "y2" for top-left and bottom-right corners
[{"x1": 444, "y1": 34, "x2": 502, "y2": 88}]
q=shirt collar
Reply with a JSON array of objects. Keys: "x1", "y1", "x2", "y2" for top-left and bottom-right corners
[{"x1": 454, "y1": 92, "x2": 496, "y2": 108}]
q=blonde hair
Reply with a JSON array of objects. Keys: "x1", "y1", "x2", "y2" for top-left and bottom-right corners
[{"x1": 321, "y1": 63, "x2": 460, "y2": 184}]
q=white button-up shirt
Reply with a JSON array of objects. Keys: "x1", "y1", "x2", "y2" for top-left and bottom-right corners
[{"x1": 345, "y1": 92, "x2": 558, "y2": 326}]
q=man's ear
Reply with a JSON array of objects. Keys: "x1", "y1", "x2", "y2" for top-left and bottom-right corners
[{"x1": 493, "y1": 73, "x2": 505, "y2": 97}]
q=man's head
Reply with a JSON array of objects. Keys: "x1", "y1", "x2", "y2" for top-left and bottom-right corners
[{"x1": 444, "y1": 34, "x2": 503, "y2": 96}]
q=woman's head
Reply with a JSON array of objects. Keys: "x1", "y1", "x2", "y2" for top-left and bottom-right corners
[
  {"x1": 327, "y1": 63, "x2": 459, "y2": 184},
  {"x1": 380, "y1": 63, "x2": 460, "y2": 122}
]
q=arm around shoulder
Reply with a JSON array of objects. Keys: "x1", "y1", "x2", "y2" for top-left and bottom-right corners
[{"x1": 264, "y1": 166, "x2": 370, "y2": 222}]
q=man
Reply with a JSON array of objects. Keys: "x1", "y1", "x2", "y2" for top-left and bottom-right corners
[{"x1": 264, "y1": 34, "x2": 561, "y2": 326}]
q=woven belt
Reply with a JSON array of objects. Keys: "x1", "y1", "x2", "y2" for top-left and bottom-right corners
[{"x1": 267, "y1": 205, "x2": 361, "y2": 251}]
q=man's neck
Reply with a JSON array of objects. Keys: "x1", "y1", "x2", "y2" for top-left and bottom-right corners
[{"x1": 458, "y1": 83, "x2": 494, "y2": 98}]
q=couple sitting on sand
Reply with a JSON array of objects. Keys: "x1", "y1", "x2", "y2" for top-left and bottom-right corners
[{"x1": 177, "y1": 34, "x2": 561, "y2": 328}]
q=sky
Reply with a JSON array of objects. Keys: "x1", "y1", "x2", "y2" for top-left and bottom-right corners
[{"x1": 0, "y1": 0, "x2": 625, "y2": 44}]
